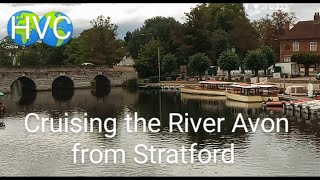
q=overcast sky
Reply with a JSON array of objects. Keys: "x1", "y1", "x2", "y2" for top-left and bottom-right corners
[{"x1": 1, "y1": 3, "x2": 320, "y2": 40}]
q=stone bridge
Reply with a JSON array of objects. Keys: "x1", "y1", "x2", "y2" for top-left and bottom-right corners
[{"x1": 0, "y1": 65, "x2": 137, "y2": 93}]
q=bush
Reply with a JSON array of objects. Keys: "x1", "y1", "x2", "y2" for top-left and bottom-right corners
[
  {"x1": 149, "y1": 76, "x2": 159, "y2": 83},
  {"x1": 148, "y1": 75, "x2": 168, "y2": 83}
]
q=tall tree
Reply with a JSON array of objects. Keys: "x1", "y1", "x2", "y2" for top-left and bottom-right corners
[
  {"x1": 254, "y1": 10, "x2": 297, "y2": 62},
  {"x1": 125, "y1": 16, "x2": 181, "y2": 60},
  {"x1": 134, "y1": 40, "x2": 165, "y2": 78},
  {"x1": 244, "y1": 49, "x2": 267, "y2": 77},
  {"x1": 188, "y1": 53, "x2": 211, "y2": 80},
  {"x1": 173, "y1": 3, "x2": 259, "y2": 65},
  {"x1": 64, "y1": 15, "x2": 126, "y2": 66},
  {"x1": 17, "y1": 49, "x2": 42, "y2": 66},
  {"x1": 0, "y1": 47, "x2": 11, "y2": 66},
  {"x1": 161, "y1": 53, "x2": 178, "y2": 76},
  {"x1": 217, "y1": 50, "x2": 240, "y2": 81},
  {"x1": 44, "y1": 46, "x2": 68, "y2": 65},
  {"x1": 259, "y1": 45, "x2": 276, "y2": 74},
  {"x1": 291, "y1": 53, "x2": 318, "y2": 77}
]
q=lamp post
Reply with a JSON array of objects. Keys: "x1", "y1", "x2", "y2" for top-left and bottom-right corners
[{"x1": 141, "y1": 32, "x2": 161, "y2": 120}]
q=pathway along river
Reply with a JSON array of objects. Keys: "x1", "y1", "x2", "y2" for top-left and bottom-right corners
[{"x1": 0, "y1": 88, "x2": 319, "y2": 176}]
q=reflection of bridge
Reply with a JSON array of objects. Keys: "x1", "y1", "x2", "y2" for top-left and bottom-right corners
[{"x1": 0, "y1": 65, "x2": 137, "y2": 93}]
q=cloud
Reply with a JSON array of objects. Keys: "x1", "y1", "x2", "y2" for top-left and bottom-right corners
[{"x1": 1, "y1": 3, "x2": 320, "y2": 40}]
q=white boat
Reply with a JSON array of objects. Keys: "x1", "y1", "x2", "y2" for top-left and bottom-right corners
[
  {"x1": 285, "y1": 86, "x2": 307, "y2": 96},
  {"x1": 254, "y1": 83, "x2": 280, "y2": 102},
  {"x1": 225, "y1": 84, "x2": 263, "y2": 103},
  {"x1": 180, "y1": 81, "x2": 234, "y2": 96}
]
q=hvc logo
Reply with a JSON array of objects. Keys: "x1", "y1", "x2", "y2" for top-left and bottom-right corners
[{"x1": 7, "y1": 11, "x2": 73, "y2": 47}]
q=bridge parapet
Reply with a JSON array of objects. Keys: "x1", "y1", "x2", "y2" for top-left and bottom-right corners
[{"x1": 0, "y1": 65, "x2": 137, "y2": 93}]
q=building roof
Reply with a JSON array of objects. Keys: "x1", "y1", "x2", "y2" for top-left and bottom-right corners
[{"x1": 281, "y1": 20, "x2": 320, "y2": 40}]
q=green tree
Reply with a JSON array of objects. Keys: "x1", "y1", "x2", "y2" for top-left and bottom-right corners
[
  {"x1": 217, "y1": 50, "x2": 240, "y2": 81},
  {"x1": 45, "y1": 46, "x2": 68, "y2": 65},
  {"x1": 161, "y1": 53, "x2": 178, "y2": 75},
  {"x1": 64, "y1": 15, "x2": 126, "y2": 66},
  {"x1": 64, "y1": 37, "x2": 90, "y2": 65},
  {"x1": 254, "y1": 10, "x2": 297, "y2": 61},
  {"x1": 244, "y1": 50, "x2": 267, "y2": 77},
  {"x1": 29, "y1": 42, "x2": 51, "y2": 64},
  {"x1": 17, "y1": 49, "x2": 42, "y2": 66},
  {"x1": 291, "y1": 53, "x2": 318, "y2": 77},
  {"x1": 125, "y1": 16, "x2": 182, "y2": 60},
  {"x1": 259, "y1": 45, "x2": 275, "y2": 74},
  {"x1": 188, "y1": 53, "x2": 211, "y2": 80},
  {"x1": 173, "y1": 3, "x2": 259, "y2": 65},
  {"x1": 134, "y1": 40, "x2": 165, "y2": 78},
  {"x1": 0, "y1": 47, "x2": 11, "y2": 66}
]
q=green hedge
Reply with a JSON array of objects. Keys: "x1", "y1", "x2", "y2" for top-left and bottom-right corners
[{"x1": 148, "y1": 76, "x2": 168, "y2": 83}]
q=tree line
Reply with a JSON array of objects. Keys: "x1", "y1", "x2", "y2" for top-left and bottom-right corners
[
  {"x1": 0, "y1": 15, "x2": 126, "y2": 67},
  {"x1": 3, "y1": 3, "x2": 315, "y2": 77}
]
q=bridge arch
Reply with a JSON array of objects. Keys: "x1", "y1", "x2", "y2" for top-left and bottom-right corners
[
  {"x1": 90, "y1": 74, "x2": 111, "y2": 97},
  {"x1": 52, "y1": 76, "x2": 74, "y2": 90},
  {"x1": 10, "y1": 76, "x2": 37, "y2": 92},
  {"x1": 10, "y1": 76, "x2": 37, "y2": 105},
  {"x1": 52, "y1": 76, "x2": 74, "y2": 101}
]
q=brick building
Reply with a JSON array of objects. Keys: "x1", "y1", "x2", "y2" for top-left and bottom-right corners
[{"x1": 280, "y1": 12, "x2": 320, "y2": 72}]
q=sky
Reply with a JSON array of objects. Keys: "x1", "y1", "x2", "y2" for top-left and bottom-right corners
[{"x1": 1, "y1": 3, "x2": 320, "y2": 40}]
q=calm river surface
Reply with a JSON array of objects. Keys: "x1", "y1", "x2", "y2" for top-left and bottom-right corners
[{"x1": 0, "y1": 88, "x2": 320, "y2": 176}]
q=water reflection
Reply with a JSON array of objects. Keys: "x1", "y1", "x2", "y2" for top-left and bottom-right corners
[
  {"x1": 0, "y1": 89, "x2": 320, "y2": 176},
  {"x1": 10, "y1": 80, "x2": 37, "y2": 105},
  {"x1": 52, "y1": 88, "x2": 74, "y2": 101},
  {"x1": 91, "y1": 87, "x2": 111, "y2": 97}
]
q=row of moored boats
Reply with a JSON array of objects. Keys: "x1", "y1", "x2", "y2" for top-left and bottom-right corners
[{"x1": 180, "y1": 80, "x2": 314, "y2": 109}]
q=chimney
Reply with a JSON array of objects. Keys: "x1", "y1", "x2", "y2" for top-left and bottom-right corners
[
  {"x1": 314, "y1": 12, "x2": 320, "y2": 24},
  {"x1": 284, "y1": 22, "x2": 290, "y2": 34}
]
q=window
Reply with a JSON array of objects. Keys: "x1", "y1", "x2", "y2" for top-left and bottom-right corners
[
  {"x1": 310, "y1": 42, "x2": 317, "y2": 51},
  {"x1": 293, "y1": 41, "x2": 299, "y2": 51},
  {"x1": 284, "y1": 57, "x2": 291, "y2": 62}
]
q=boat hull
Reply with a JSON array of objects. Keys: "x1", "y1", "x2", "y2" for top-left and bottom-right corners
[
  {"x1": 180, "y1": 87, "x2": 225, "y2": 96},
  {"x1": 225, "y1": 100, "x2": 262, "y2": 108},
  {"x1": 225, "y1": 92, "x2": 263, "y2": 103},
  {"x1": 181, "y1": 93, "x2": 226, "y2": 101},
  {"x1": 261, "y1": 96, "x2": 280, "y2": 102}
]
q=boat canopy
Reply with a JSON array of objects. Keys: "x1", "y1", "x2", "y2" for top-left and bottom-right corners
[
  {"x1": 256, "y1": 84, "x2": 277, "y2": 88},
  {"x1": 0, "y1": 92, "x2": 4, "y2": 96},
  {"x1": 198, "y1": 81, "x2": 234, "y2": 85},
  {"x1": 228, "y1": 84, "x2": 260, "y2": 89},
  {"x1": 285, "y1": 86, "x2": 306, "y2": 95}
]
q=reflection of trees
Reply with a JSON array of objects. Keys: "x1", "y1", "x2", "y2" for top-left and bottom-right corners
[
  {"x1": 180, "y1": 97, "x2": 249, "y2": 148},
  {"x1": 4, "y1": 88, "x2": 138, "y2": 146},
  {"x1": 134, "y1": 91, "x2": 250, "y2": 149}
]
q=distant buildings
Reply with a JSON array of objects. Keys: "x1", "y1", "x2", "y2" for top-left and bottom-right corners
[{"x1": 280, "y1": 12, "x2": 320, "y2": 72}]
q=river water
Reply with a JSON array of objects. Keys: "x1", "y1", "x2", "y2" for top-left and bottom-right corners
[{"x1": 0, "y1": 88, "x2": 319, "y2": 176}]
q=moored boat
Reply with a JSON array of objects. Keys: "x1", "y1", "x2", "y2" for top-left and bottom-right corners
[
  {"x1": 181, "y1": 93, "x2": 227, "y2": 101},
  {"x1": 180, "y1": 80, "x2": 234, "y2": 96},
  {"x1": 263, "y1": 101, "x2": 285, "y2": 107},
  {"x1": 255, "y1": 83, "x2": 280, "y2": 102},
  {"x1": 225, "y1": 99, "x2": 262, "y2": 108},
  {"x1": 285, "y1": 86, "x2": 307, "y2": 96},
  {"x1": 225, "y1": 83, "x2": 263, "y2": 103}
]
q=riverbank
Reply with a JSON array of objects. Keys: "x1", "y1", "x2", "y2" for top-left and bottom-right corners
[{"x1": 138, "y1": 77, "x2": 320, "y2": 91}]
